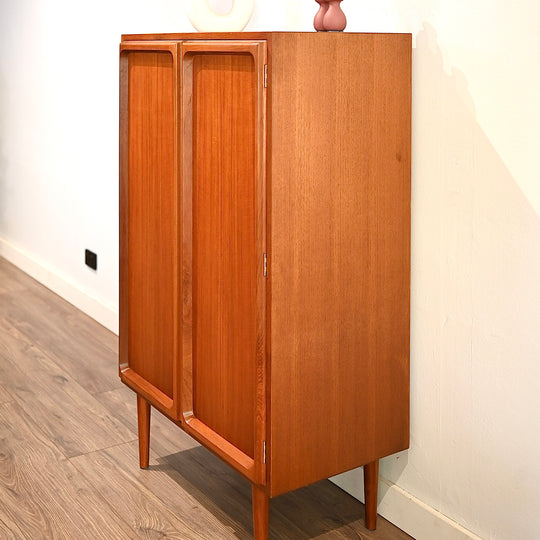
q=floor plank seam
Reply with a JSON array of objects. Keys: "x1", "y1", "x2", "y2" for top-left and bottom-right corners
[
  {"x1": 4, "y1": 383, "x2": 136, "y2": 461},
  {"x1": 66, "y1": 437, "x2": 139, "y2": 461},
  {"x1": 69, "y1": 448, "x2": 215, "y2": 540}
]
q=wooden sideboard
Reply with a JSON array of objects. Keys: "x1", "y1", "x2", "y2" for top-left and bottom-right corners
[{"x1": 119, "y1": 31, "x2": 411, "y2": 539}]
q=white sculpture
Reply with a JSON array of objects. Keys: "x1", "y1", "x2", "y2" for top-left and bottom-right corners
[{"x1": 186, "y1": 0, "x2": 254, "y2": 32}]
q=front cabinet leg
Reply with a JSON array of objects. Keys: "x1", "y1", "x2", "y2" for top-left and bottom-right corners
[
  {"x1": 363, "y1": 460, "x2": 379, "y2": 530},
  {"x1": 252, "y1": 484, "x2": 269, "y2": 540},
  {"x1": 137, "y1": 395, "x2": 151, "y2": 469}
]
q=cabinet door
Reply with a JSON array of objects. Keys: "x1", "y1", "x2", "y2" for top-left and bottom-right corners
[
  {"x1": 119, "y1": 41, "x2": 182, "y2": 419},
  {"x1": 180, "y1": 40, "x2": 267, "y2": 484}
]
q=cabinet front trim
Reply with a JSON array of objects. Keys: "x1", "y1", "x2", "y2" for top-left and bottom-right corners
[{"x1": 179, "y1": 39, "x2": 268, "y2": 485}]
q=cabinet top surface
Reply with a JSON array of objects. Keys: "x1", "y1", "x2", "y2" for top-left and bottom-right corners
[{"x1": 121, "y1": 31, "x2": 411, "y2": 42}]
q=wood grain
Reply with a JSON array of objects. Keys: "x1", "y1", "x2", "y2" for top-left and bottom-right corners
[
  {"x1": 0, "y1": 288, "x2": 120, "y2": 395},
  {"x1": 137, "y1": 394, "x2": 151, "y2": 468},
  {"x1": 63, "y1": 307, "x2": 118, "y2": 355},
  {"x1": 0, "y1": 383, "x2": 13, "y2": 404},
  {"x1": 0, "y1": 401, "x2": 135, "y2": 539},
  {"x1": 0, "y1": 317, "x2": 135, "y2": 458},
  {"x1": 122, "y1": 32, "x2": 272, "y2": 44},
  {"x1": 0, "y1": 257, "x2": 41, "y2": 294},
  {"x1": 252, "y1": 484, "x2": 269, "y2": 540},
  {"x1": 74, "y1": 441, "x2": 253, "y2": 539},
  {"x1": 178, "y1": 41, "x2": 267, "y2": 484},
  {"x1": 97, "y1": 385, "x2": 199, "y2": 457},
  {"x1": 268, "y1": 32, "x2": 411, "y2": 496},
  {"x1": 190, "y1": 52, "x2": 257, "y2": 459},
  {"x1": 0, "y1": 514, "x2": 26, "y2": 539},
  {"x1": 364, "y1": 460, "x2": 380, "y2": 530},
  {"x1": 163, "y1": 445, "x2": 255, "y2": 534},
  {"x1": 18, "y1": 277, "x2": 119, "y2": 355},
  {"x1": 121, "y1": 46, "x2": 178, "y2": 406},
  {"x1": 70, "y1": 444, "x2": 218, "y2": 540}
]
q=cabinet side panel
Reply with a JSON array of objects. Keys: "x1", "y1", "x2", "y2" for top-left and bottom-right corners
[
  {"x1": 126, "y1": 51, "x2": 176, "y2": 399},
  {"x1": 192, "y1": 53, "x2": 257, "y2": 459},
  {"x1": 269, "y1": 33, "x2": 411, "y2": 496}
]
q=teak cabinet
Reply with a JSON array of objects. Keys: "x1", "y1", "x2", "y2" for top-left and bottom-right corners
[{"x1": 119, "y1": 32, "x2": 411, "y2": 539}]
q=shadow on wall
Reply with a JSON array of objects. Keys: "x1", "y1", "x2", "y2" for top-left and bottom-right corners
[
  {"x1": 416, "y1": 20, "x2": 539, "y2": 537},
  {"x1": 338, "y1": 21, "x2": 540, "y2": 540}
]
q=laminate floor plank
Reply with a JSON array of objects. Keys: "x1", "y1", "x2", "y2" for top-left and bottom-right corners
[
  {"x1": 28, "y1": 283, "x2": 119, "y2": 356},
  {"x1": 0, "y1": 290, "x2": 121, "y2": 395},
  {"x1": 112, "y1": 440, "x2": 257, "y2": 538},
  {"x1": 0, "y1": 258, "x2": 42, "y2": 294},
  {"x1": 65, "y1": 310, "x2": 118, "y2": 355},
  {"x1": 0, "y1": 382, "x2": 13, "y2": 404},
  {"x1": 0, "y1": 259, "x2": 118, "y2": 356},
  {"x1": 0, "y1": 513, "x2": 27, "y2": 540},
  {"x1": 0, "y1": 401, "x2": 136, "y2": 539},
  {"x1": 70, "y1": 443, "x2": 220, "y2": 540},
  {"x1": 0, "y1": 318, "x2": 135, "y2": 458},
  {"x1": 96, "y1": 385, "x2": 198, "y2": 457},
  {"x1": 161, "y1": 447, "x2": 256, "y2": 534}
]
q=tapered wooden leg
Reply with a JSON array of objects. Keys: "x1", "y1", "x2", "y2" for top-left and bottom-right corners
[
  {"x1": 137, "y1": 395, "x2": 151, "y2": 469},
  {"x1": 252, "y1": 484, "x2": 269, "y2": 540},
  {"x1": 364, "y1": 460, "x2": 379, "y2": 530}
]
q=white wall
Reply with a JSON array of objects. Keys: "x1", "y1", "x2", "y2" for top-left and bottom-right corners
[{"x1": 1, "y1": 1, "x2": 539, "y2": 539}]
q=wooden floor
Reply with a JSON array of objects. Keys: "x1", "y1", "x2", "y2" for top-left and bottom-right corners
[{"x1": 0, "y1": 257, "x2": 412, "y2": 539}]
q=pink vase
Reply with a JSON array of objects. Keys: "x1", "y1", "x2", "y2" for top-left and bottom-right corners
[
  {"x1": 314, "y1": 0, "x2": 329, "y2": 31},
  {"x1": 324, "y1": 0, "x2": 347, "y2": 31}
]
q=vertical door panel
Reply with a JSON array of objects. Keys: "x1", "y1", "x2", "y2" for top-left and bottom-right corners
[
  {"x1": 119, "y1": 42, "x2": 180, "y2": 417},
  {"x1": 181, "y1": 41, "x2": 266, "y2": 482},
  {"x1": 192, "y1": 52, "x2": 257, "y2": 459}
]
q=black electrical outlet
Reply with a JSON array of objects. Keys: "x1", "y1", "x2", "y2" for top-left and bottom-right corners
[{"x1": 85, "y1": 249, "x2": 97, "y2": 270}]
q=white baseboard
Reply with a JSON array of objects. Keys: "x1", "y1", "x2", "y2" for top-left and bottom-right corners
[
  {"x1": 0, "y1": 237, "x2": 118, "y2": 334},
  {"x1": 331, "y1": 473, "x2": 484, "y2": 540}
]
